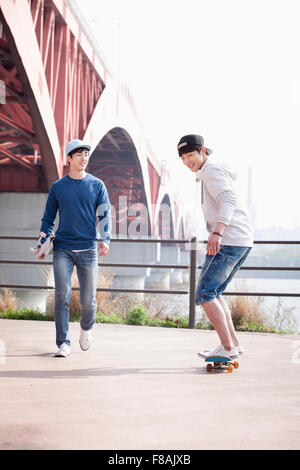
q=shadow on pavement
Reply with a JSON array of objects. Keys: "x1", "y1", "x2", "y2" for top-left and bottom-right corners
[{"x1": 0, "y1": 366, "x2": 207, "y2": 378}]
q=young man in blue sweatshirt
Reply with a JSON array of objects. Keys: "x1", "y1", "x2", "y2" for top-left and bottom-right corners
[{"x1": 37, "y1": 139, "x2": 111, "y2": 357}]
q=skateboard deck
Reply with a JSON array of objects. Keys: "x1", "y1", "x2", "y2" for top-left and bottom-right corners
[
  {"x1": 30, "y1": 232, "x2": 54, "y2": 258},
  {"x1": 204, "y1": 355, "x2": 239, "y2": 373}
]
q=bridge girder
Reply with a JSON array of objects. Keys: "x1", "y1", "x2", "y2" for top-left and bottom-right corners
[
  {"x1": 0, "y1": 0, "x2": 107, "y2": 190},
  {"x1": 0, "y1": 0, "x2": 190, "y2": 239}
]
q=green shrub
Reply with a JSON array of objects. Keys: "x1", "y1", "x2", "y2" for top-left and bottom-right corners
[
  {"x1": 125, "y1": 305, "x2": 148, "y2": 325},
  {"x1": 95, "y1": 312, "x2": 123, "y2": 324},
  {"x1": 0, "y1": 307, "x2": 53, "y2": 321},
  {"x1": 145, "y1": 317, "x2": 166, "y2": 327},
  {"x1": 172, "y1": 314, "x2": 189, "y2": 328}
]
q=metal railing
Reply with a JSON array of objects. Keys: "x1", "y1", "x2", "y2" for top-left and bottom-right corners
[{"x1": 0, "y1": 236, "x2": 300, "y2": 328}]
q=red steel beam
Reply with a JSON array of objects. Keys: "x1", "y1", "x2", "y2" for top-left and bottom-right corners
[
  {"x1": 0, "y1": 112, "x2": 34, "y2": 139},
  {"x1": 0, "y1": 0, "x2": 61, "y2": 186},
  {"x1": 0, "y1": 145, "x2": 40, "y2": 174},
  {"x1": 31, "y1": 1, "x2": 105, "y2": 166},
  {"x1": 0, "y1": 0, "x2": 108, "y2": 191}
]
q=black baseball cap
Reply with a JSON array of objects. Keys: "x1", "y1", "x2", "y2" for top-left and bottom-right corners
[{"x1": 177, "y1": 134, "x2": 212, "y2": 156}]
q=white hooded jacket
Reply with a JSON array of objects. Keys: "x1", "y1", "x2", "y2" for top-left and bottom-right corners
[{"x1": 196, "y1": 159, "x2": 253, "y2": 247}]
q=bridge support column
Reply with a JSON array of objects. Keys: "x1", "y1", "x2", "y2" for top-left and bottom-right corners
[
  {"x1": 162, "y1": 245, "x2": 183, "y2": 286},
  {"x1": 103, "y1": 241, "x2": 160, "y2": 301},
  {"x1": 0, "y1": 192, "x2": 51, "y2": 312},
  {"x1": 145, "y1": 244, "x2": 185, "y2": 289},
  {"x1": 144, "y1": 241, "x2": 170, "y2": 289},
  {"x1": 144, "y1": 268, "x2": 170, "y2": 290},
  {"x1": 180, "y1": 250, "x2": 190, "y2": 283}
]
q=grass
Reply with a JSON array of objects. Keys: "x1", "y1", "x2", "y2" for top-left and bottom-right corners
[
  {"x1": 0, "y1": 304, "x2": 190, "y2": 329},
  {"x1": 0, "y1": 304, "x2": 290, "y2": 333},
  {"x1": 0, "y1": 307, "x2": 54, "y2": 321},
  {"x1": 0, "y1": 278, "x2": 298, "y2": 334}
]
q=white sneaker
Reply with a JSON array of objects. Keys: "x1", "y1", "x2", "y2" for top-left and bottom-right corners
[
  {"x1": 204, "y1": 343, "x2": 245, "y2": 356},
  {"x1": 198, "y1": 344, "x2": 239, "y2": 359},
  {"x1": 198, "y1": 349, "x2": 211, "y2": 359},
  {"x1": 79, "y1": 328, "x2": 92, "y2": 351},
  {"x1": 55, "y1": 343, "x2": 71, "y2": 357},
  {"x1": 202, "y1": 346, "x2": 219, "y2": 357}
]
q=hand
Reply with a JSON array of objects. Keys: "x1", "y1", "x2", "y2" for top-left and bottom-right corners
[
  {"x1": 206, "y1": 233, "x2": 221, "y2": 256},
  {"x1": 98, "y1": 241, "x2": 109, "y2": 256},
  {"x1": 37, "y1": 253, "x2": 46, "y2": 260}
]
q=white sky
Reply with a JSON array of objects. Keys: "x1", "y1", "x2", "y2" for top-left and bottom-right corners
[{"x1": 76, "y1": 0, "x2": 300, "y2": 231}]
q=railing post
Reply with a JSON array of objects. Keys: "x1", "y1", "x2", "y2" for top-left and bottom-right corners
[{"x1": 189, "y1": 236, "x2": 197, "y2": 328}]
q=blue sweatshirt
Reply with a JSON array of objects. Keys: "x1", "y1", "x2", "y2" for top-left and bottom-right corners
[{"x1": 40, "y1": 173, "x2": 111, "y2": 250}]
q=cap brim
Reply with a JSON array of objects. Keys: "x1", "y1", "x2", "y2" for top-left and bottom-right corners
[
  {"x1": 177, "y1": 144, "x2": 213, "y2": 156},
  {"x1": 73, "y1": 144, "x2": 91, "y2": 152}
]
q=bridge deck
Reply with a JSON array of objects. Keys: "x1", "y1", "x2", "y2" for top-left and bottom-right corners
[{"x1": 0, "y1": 319, "x2": 299, "y2": 450}]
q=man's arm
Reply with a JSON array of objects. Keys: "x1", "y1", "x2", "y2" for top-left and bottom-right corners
[
  {"x1": 30, "y1": 185, "x2": 58, "y2": 259},
  {"x1": 40, "y1": 184, "x2": 58, "y2": 237},
  {"x1": 206, "y1": 221, "x2": 227, "y2": 256},
  {"x1": 204, "y1": 167, "x2": 237, "y2": 255},
  {"x1": 204, "y1": 167, "x2": 237, "y2": 226},
  {"x1": 96, "y1": 182, "x2": 111, "y2": 256}
]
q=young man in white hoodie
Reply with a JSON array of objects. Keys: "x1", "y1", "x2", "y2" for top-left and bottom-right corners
[{"x1": 177, "y1": 134, "x2": 253, "y2": 359}]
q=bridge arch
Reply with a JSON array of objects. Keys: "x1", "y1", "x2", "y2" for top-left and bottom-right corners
[
  {"x1": 177, "y1": 217, "x2": 185, "y2": 240},
  {"x1": 153, "y1": 193, "x2": 175, "y2": 240},
  {"x1": 87, "y1": 126, "x2": 151, "y2": 237},
  {"x1": 84, "y1": 78, "x2": 163, "y2": 236}
]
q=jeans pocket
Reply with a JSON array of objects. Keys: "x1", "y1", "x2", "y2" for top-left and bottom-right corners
[
  {"x1": 86, "y1": 248, "x2": 97, "y2": 255},
  {"x1": 224, "y1": 254, "x2": 237, "y2": 268},
  {"x1": 84, "y1": 249, "x2": 98, "y2": 263}
]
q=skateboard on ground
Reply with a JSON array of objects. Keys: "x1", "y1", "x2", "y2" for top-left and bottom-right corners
[{"x1": 204, "y1": 355, "x2": 239, "y2": 373}]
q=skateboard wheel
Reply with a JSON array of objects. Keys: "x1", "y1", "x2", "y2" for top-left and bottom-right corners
[
  {"x1": 207, "y1": 364, "x2": 213, "y2": 372},
  {"x1": 234, "y1": 361, "x2": 239, "y2": 369},
  {"x1": 227, "y1": 365, "x2": 233, "y2": 373}
]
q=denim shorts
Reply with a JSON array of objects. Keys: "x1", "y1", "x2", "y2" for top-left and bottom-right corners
[{"x1": 195, "y1": 245, "x2": 252, "y2": 305}]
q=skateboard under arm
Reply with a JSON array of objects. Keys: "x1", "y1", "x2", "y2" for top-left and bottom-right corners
[{"x1": 30, "y1": 232, "x2": 54, "y2": 258}]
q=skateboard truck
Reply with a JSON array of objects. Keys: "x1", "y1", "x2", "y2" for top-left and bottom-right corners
[{"x1": 204, "y1": 355, "x2": 239, "y2": 373}]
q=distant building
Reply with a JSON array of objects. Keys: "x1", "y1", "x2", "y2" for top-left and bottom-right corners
[{"x1": 247, "y1": 166, "x2": 256, "y2": 231}]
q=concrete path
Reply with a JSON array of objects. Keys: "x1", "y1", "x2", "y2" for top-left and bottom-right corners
[{"x1": 0, "y1": 319, "x2": 300, "y2": 450}]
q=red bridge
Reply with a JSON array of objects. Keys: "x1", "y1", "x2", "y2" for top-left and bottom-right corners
[{"x1": 0, "y1": 0, "x2": 192, "y2": 239}]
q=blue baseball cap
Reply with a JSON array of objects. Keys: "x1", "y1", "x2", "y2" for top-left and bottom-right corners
[{"x1": 66, "y1": 139, "x2": 91, "y2": 156}]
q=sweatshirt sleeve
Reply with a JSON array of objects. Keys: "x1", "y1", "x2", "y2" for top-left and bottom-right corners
[
  {"x1": 204, "y1": 167, "x2": 237, "y2": 226},
  {"x1": 96, "y1": 182, "x2": 111, "y2": 244},
  {"x1": 40, "y1": 184, "x2": 58, "y2": 237}
]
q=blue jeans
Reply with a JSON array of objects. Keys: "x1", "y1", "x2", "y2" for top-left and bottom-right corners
[
  {"x1": 195, "y1": 245, "x2": 252, "y2": 305},
  {"x1": 53, "y1": 249, "x2": 98, "y2": 347}
]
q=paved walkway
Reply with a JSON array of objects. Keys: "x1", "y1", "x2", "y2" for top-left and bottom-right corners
[{"x1": 0, "y1": 319, "x2": 300, "y2": 450}]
